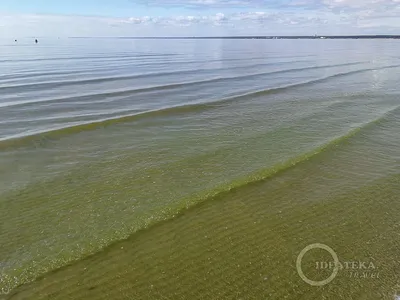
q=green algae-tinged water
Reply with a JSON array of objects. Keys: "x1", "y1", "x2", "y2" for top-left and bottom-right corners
[{"x1": 0, "y1": 38, "x2": 399, "y2": 299}]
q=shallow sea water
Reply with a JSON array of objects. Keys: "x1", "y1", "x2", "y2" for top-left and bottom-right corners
[{"x1": 0, "y1": 38, "x2": 399, "y2": 299}]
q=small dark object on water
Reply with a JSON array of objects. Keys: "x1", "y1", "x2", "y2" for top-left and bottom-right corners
[
  {"x1": 14, "y1": 39, "x2": 17, "y2": 42},
  {"x1": 35, "y1": 39, "x2": 38, "y2": 44}
]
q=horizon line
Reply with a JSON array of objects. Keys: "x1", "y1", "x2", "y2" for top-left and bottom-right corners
[{"x1": 68, "y1": 35, "x2": 400, "y2": 40}]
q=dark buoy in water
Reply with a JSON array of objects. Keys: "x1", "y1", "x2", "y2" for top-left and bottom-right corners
[
  {"x1": 35, "y1": 39, "x2": 38, "y2": 44},
  {"x1": 14, "y1": 39, "x2": 17, "y2": 42}
]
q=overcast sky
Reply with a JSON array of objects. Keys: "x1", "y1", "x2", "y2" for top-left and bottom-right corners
[{"x1": 1, "y1": 0, "x2": 400, "y2": 37}]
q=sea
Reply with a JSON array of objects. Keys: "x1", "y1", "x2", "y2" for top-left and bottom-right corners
[{"x1": 0, "y1": 38, "x2": 399, "y2": 299}]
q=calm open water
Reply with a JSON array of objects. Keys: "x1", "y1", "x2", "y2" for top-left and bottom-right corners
[{"x1": 0, "y1": 38, "x2": 399, "y2": 299}]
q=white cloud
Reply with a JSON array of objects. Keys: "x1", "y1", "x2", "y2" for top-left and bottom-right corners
[
  {"x1": 136, "y1": 0, "x2": 255, "y2": 7},
  {"x1": 1, "y1": 0, "x2": 400, "y2": 38},
  {"x1": 136, "y1": 0, "x2": 400, "y2": 9},
  {"x1": 322, "y1": 0, "x2": 391, "y2": 7}
]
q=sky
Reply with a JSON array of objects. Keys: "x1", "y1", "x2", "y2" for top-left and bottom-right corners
[{"x1": 0, "y1": 0, "x2": 400, "y2": 37}]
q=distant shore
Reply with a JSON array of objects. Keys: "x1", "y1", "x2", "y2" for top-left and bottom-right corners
[{"x1": 70, "y1": 35, "x2": 400, "y2": 40}]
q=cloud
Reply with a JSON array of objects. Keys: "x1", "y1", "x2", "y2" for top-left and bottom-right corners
[
  {"x1": 105, "y1": 7, "x2": 400, "y2": 35},
  {"x1": 0, "y1": 0, "x2": 400, "y2": 38},
  {"x1": 322, "y1": 0, "x2": 398, "y2": 8},
  {"x1": 135, "y1": 0, "x2": 263, "y2": 8},
  {"x1": 135, "y1": 0, "x2": 400, "y2": 14},
  {"x1": 135, "y1": 0, "x2": 400, "y2": 9}
]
